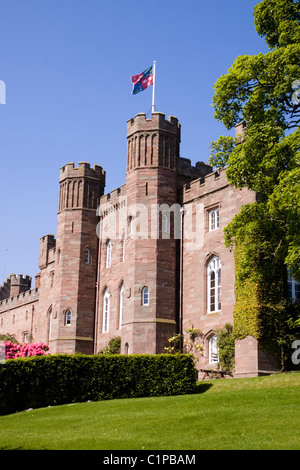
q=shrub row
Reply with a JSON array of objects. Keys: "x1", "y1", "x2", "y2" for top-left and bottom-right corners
[{"x1": 0, "y1": 353, "x2": 198, "y2": 415}]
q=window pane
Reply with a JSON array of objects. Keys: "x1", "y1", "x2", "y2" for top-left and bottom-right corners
[
  {"x1": 207, "y1": 256, "x2": 221, "y2": 313},
  {"x1": 106, "y1": 241, "x2": 111, "y2": 267},
  {"x1": 65, "y1": 310, "x2": 71, "y2": 325},
  {"x1": 209, "y1": 335, "x2": 219, "y2": 363},
  {"x1": 143, "y1": 287, "x2": 149, "y2": 305},
  {"x1": 119, "y1": 286, "x2": 124, "y2": 328},
  {"x1": 217, "y1": 269, "x2": 221, "y2": 310},
  {"x1": 103, "y1": 290, "x2": 110, "y2": 332},
  {"x1": 210, "y1": 272, "x2": 215, "y2": 312}
]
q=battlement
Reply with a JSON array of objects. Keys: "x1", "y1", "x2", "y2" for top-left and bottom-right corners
[
  {"x1": 0, "y1": 273, "x2": 32, "y2": 301},
  {"x1": 127, "y1": 113, "x2": 181, "y2": 171},
  {"x1": 183, "y1": 167, "x2": 229, "y2": 203},
  {"x1": 59, "y1": 162, "x2": 106, "y2": 184},
  {"x1": 235, "y1": 121, "x2": 246, "y2": 141},
  {"x1": 0, "y1": 285, "x2": 39, "y2": 312},
  {"x1": 100, "y1": 183, "x2": 126, "y2": 206},
  {"x1": 127, "y1": 112, "x2": 181, "y2": 139},
  {"x1": 177, "y1": 157, "x2": 212, "y2": 188},
  {"x1": 39, "y1": 234, "x2": 56, "y2": 270}
]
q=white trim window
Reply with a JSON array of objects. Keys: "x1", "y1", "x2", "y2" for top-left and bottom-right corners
[
  {"x1": 119, "y1": 284, "x2": 124, "y2": 329},
  {"x1": 142, "y1": 286, "x2": 149, "y2": 306},
  {"x1": 65, "y1": 309, "x2": 71, "y2": 326},
  {"x1": 207, "y1": 256, "x2": 221, "y2": 312},
  {"x1": 209, "y1": 334, "x2": 219, "y2": 364},
  {"x1": 209, "y1": 208, "x2": 219, "y2": 231},
  {"x1": 162, "y1": 212, "x2": 169, "y2": 234},
  {"x1": 106, "y1": 240, "x2": 111, "y2": 268},
  {"x1": 288, "y1": 270, "x2": 300, "y2": 303},
  {"x1": 103, "y1": 289, "x2": 110, "y2": 333}
]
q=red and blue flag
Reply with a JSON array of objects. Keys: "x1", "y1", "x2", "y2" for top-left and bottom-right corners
[{"x1": 131, "y1": 66, "x2": 153, "y2": 95}]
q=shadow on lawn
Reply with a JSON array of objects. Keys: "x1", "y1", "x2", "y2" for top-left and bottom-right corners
[{"x1": 193, "y1": 382, "x2": 213, "y2": 394}]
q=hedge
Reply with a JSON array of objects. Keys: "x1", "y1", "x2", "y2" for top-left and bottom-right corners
[{"x1": 0, "y1": 353, "x2": 198, "y2": 415}]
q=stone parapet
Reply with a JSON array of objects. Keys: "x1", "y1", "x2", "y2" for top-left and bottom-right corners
[{"x1": 59, "y1": 161, "x2": 105, "y2": 185}]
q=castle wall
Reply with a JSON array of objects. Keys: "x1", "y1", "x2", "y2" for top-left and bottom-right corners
[
  {"x1": 181, "y1": 169, "x2": 257, "y2": 371},
  {"x1": 0, "y1": 113, "x2": 280, "y2": 377},
  {"x1": 0, "y1": 287, "x2": 39, "y2": 342}
]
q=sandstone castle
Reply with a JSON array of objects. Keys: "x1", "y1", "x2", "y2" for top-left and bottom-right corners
[{"x1": 0, "y1": 112, "x2": 280, "y2": 377}]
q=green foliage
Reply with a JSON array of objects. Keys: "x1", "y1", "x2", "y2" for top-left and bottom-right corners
[
  {"x1": 209, "y1": 0, "x2": 300, "y2": 366},
  {"x1": 97, "y1": 336, "x2": 121, "y2": 355},
  {"x1": 0, "y1": 334, "x2": 18, "y2": 343},
  {"x1": 215, "y1": 324, "x2": 235, "y2": 375},
  {"x1": 0, "y1": 353, "x2": 198, "y2": 416},
  {"x1": 165, "y1": 327, "x2": 203, "y2": 360},
  {"x1": 254, "y1": 0, "x2": 300, "y2": 48}
]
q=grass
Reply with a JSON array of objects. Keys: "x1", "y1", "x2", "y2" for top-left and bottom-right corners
[{"x1": 0, "y1": 372, "x2": 299, "y2": 450}]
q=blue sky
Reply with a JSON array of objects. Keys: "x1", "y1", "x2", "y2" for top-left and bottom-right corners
[{"x1": 0, "y1": 0, "x2": 268, "y2": 283}]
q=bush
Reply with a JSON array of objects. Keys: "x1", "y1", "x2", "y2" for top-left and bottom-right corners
[
  {"x1": 4, "y1": 341, "x2": 49, "y2": 359},
  {"x1": 98, "y1": 336, "x2": 121, "y2": 355},
  {"x1": 0, "y1": 353, "x2": 198, "y2": 415},
  {"x1": 215, "y1": 324, "x2": 235, "y2": 375}
]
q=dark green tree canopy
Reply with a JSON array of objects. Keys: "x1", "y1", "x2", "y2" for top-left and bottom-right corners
[
  {"x1": 209, "y1": 0, "x2": 300, "y2": 281},
  {"x1": 254, "y1": 0, "x2": 300, "y2": 48}
]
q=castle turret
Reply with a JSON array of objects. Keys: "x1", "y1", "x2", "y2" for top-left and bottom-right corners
[
  {"x1": 50, "y1": 162, "x2": 106, "y2": 354},
  {"x1": 123, "y1": 113, "x2": 181, "y2": 353}
]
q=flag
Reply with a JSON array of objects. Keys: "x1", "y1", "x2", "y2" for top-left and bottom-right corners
[{"x1": 131, "y1": 66, "x2": 153, "y2": 95}]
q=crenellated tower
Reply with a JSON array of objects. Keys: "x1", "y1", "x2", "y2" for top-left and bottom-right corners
[
  {"x1": 121, "y1": 113, "x2": 183, "y2": 353},
  {"x1": 49, "y1": 162, "x2": 106, "y2": 354}
]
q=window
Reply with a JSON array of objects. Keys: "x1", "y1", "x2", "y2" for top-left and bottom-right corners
[
  {"x1": 23, "y1": 333, "x2": 29, "y2": 343},
  {"x1": 48, "y1": 307, "x2": 53, "y2": 341},
  {"x1": 106, "y1": 240, "x2": 111, "y2": 268},
  {"x1": 288, "y1": 270, "x2": 300, "y2": 303},
  {"x1": 103, "y1": 288, "x2": 110, "y2": 333},
  {"x1": 65, "y1": 310, "x2": 71, "y2": 326},
  {"x1": 85, "y1": 247, "x2": 91, "y2": 265},
  {"x1": 209, "y1": 335, "x2": 219, "y2": 364},
  {"x1": 207, "y1": 256, "x2": 221, "y2": 312},
  {"x1": 209, "y1": 208, "x2": 219, "y2": 231},
  {"x1": 119, "y1": 284, "x2": 124, "y2": 329},
  {"x1": 142, "y1": 286, "x2": 149, "y2": 306},
  {"x1": 162, "y1": 212, "x2": 169, "y2": 234}
]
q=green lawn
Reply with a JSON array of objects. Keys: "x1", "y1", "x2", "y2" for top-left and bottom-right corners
[{"x1": 0, "y1": 372, "x2": 299, "y2": 450}]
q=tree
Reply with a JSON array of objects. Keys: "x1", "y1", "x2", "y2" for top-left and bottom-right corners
[{"x1": 209, "y1": 0, "x2": 300, "y2": 366}]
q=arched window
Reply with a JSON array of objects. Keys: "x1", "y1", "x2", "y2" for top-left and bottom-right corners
[
  {"x1": 209, "y1": 334, "x2": 219, "y2": 364},
  {"x1": 103, "y1": 288, "x2": 110, "y2": 333},
  {"x1": 106, "y1": 240, "x2": 111, "y2": 268},
  {"x1": 65, "y1": 309, "x2": 71, "y2": 326},
  {"x1": 162, "y1": 212, "x2": 169, "y2": 234},
  {"x1": 119, "y1": 283, "x2": 124, "y2": 329},
  {"x1": 207, "y1": 256, "x2": 221, "y2": 312},
  {"x1": 142, "y1": 286, "x2": 149, "y2": 306},
  {"x1": 85, "y1": 247, "x2": 91, "y2": 265},
  {"x1": 47, "y1": 306, "x2": 53, "y2": 341}
]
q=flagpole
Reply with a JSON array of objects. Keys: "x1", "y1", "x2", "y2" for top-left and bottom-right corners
[{"x1": 152, "y1": 60, "x2": 156, "y2": 114}]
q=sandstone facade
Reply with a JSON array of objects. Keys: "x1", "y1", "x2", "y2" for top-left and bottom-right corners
[{"x1": 0, "y1": 112, "x2": 280, "y2": 376}]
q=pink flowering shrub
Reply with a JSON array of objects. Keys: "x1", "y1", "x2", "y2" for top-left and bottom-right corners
[{"x1": 5, "y1": 341, "x2": 49, "y2": 359}]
